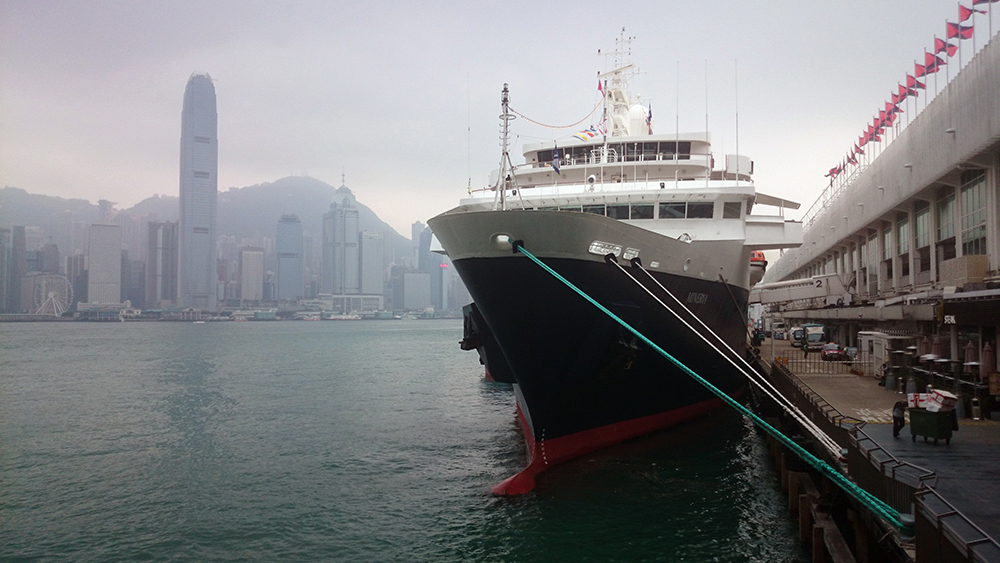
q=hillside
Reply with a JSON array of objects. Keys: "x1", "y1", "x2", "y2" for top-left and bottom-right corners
[{"x1": 1, "y1": 177, "x2": 413, "y2": 258}]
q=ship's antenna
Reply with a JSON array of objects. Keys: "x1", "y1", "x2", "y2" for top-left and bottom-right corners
[
  {"x1": 734, "y1": 59, "x2": 739, "y2": 187},
  {"x1": 467, "y1": 75, "x2": 472, "y2": 194},
  {"x1": 675, "y1": 60, "x2": 679, "y2": 189},
  {"x1": 705, "y1": 59, "x2": 710, "y2": 188}
]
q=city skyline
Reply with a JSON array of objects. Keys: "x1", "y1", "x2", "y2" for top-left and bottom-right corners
[{"x1": 2, "y1": 1, "x2": 987, "y2": 238}]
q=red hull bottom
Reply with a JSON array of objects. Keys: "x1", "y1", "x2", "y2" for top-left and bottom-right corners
[{"x1": 492, "y1": 394, "x2": 730, "y2": 495}]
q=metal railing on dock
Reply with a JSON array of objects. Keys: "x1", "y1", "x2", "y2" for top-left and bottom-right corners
[
  {"x1": 914, "y1": 487, "x2": 1000, "y2": 563},
  {"x1": 768, "y1": 359, "x2": 1000, "y2": 562},
  {"x1": 847, "y1": 425, "x2": 937, "y2": 515}
]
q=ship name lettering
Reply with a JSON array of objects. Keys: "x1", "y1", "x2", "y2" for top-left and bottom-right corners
[{"x1": 687, "y1": 292, "x2": 708, "y2": 305}]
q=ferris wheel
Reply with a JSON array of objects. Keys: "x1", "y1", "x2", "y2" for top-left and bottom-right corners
[{"x1": 32, "y1": 274, "x2": 74, "y2": 316}]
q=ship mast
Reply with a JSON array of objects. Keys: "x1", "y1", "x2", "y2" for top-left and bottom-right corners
[{"x1": 493, "y1": 83, "x2": 519, "y2": 211}]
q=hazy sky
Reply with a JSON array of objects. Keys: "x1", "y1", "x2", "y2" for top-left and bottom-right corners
[{"x1": 0, "y1": 0, "x2": 989, "y2": 236}]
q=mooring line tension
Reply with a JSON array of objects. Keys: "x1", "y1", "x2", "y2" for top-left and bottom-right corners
[
  {"x1": 603, "y1": 254, "x2": 843, "y2": 461},
  {"x1": 511, "y1": 241, "x2": 903, "y2": 529}
]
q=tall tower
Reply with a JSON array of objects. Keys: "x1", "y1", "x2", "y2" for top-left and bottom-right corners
[
  {"x1": 178, "y1": 73, "x2": 218, "y2": 311},
  {"x1": 276, "y1": 214, "x2": 304, "y2": 301},
  {"x1": 321, "y1": 185, "x2": 360, "y2": 295},
  {"x1": 86, "y1": 224, "x2": 122, "y2": 304}
]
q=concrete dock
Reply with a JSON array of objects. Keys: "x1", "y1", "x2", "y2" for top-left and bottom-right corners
[{"x1": 765, "y1": 337, "x2": 1000, "y2": 548}]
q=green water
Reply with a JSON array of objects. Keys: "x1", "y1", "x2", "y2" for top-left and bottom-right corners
[{"x1": 0, "y1": 320, "x2": 804, "y2": 561}]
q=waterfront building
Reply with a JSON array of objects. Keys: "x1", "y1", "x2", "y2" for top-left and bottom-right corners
[
  {"x1": 321, "y1": 186, "x2": 360, "y2": 295},
  {"x1": 0, "y1": 228, "x2": 10, "y2": 312},
  {"x1": 403, "y1": 272, "x2": 431, "y2": 311},
  {"x1": 359, "y1": 230, "x2": 384, "y2": 296},
  {"x1": 146, "y1": 221, "x2": 178, "y2": 309},
  {"x1": 66, "y1": 253, "x2": 86, "y2": 306},
  {"x1": 760, "y1": 39, "x2": 1000, "y2": 366},
  {"x1": 86, "y1": 224, "x2": 122, "y2": 304},
  {"x1": 276, "y1": 214, "x2": 304, "y2": 301},
  {"x1": 239, "y1": 247, "x2": 265, "y2": 304},
  {"x1": 9, "y1": 226, "x2": 27, "y2": 312},
  {"x1": 178, "y1": 72, "x2": 219, "y2": 311},
  {"x1": 40, "y1": 243, "x2": 60, "y2": 274}
]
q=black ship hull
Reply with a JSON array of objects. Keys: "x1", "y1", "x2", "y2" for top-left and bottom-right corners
[{"x1": 430, "y1": 210, "x2": 751, "y2": 493}]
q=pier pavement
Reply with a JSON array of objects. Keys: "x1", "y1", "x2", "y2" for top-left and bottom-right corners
[{"x1": 765, "y1": 338, "x2": 1000, "y2": 543}]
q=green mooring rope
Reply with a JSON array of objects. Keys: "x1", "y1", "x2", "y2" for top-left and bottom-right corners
[{"x1": 513, "y1": 243, "x2": 903, "y2": 529}]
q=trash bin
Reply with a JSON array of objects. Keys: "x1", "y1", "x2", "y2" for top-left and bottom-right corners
[
  {"x1": 909, "y1": 408, "x2": 959, "y2": 445},
  {"x1": 972, "y1": 398, "x2": 981, "y2": 421}
]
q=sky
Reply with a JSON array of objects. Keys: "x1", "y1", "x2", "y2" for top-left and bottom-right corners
[{"x1": 1, "y1": 0, "x2": 992, "y2": 237}]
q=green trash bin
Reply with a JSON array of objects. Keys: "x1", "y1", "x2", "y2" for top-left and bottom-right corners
[{"x1": 909, "y1": 408, "x2": 959, "y2": 445}]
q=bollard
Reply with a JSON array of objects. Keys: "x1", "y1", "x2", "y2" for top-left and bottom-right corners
[{"x1": 899, "y1": 513, "x2": 915, "y2": 541}]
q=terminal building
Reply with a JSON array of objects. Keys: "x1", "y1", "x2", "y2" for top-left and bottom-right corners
[{"x1": 759, "y1": 37, "x2": 1000, "y2": 372}]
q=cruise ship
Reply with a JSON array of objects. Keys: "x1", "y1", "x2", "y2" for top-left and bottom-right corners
[{"x1": 429, "y1": 46, "x2": 802, "y2": 494}]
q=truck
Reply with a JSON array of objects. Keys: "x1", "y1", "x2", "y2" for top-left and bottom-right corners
[{"x1": 803, "y1": 324, "x2": 826, "y2": 352}]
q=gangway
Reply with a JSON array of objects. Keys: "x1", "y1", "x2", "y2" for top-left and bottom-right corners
[{"x1": 750, "y1": 273, "x2": 854, "y2": 308}]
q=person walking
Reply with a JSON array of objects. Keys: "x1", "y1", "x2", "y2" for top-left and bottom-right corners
[{"x1": 892, "y1": 401, "x2": 907, "y2": 438}]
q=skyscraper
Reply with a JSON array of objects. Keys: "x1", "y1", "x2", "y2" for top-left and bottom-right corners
[
  {"x1": 178, "y1": 73, "x2": 218, "y2": 311},
  {"x1": 359, "y1": 230, "x2": 384, "y2": 295},
  {"x1": 238, "y1": 247, "x2": 264, "y2": 304},
  {"x1": 146, "y1": 221, "x2": 179, "y2": 308},
  {"x1": 87, "y1": 224, "x2": 122, "y2": 304},
  {"x1": 276, "y1": 214, "x2": 304, "y2": 301},
  {"x1": 0, "y1": 228, "x2": 10, "y2": 312},
  {"x1": 321, "y1": 186, "x2": 360, "y2": 295}
]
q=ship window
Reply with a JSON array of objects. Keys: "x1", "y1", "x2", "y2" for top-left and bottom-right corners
[
  {"x1": 723, "y1": 202, "x2": 741, "y2": 219},
  {"x1": 659, "y1": 202, "x2": 685, "y2": 219},
  {"x1": 559, "y1": 206, "x2": 582, "y2": 212},
  {"x1": 687, "y1": 203, "x2": 714, "y2": 219},
  {"x1": 630, "y1": 204, "x2": 654, "y2": 219},
  {"x1": 582, "y1": 205, "x2": 605, "y2": 216},
  {"x1": 606, "y1": 204, "x2": 630, "y2": 219}
]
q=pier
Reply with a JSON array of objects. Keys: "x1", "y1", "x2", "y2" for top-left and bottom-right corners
[{"x1": 757, "y1": 338, "x2": 999, "y2": 562}]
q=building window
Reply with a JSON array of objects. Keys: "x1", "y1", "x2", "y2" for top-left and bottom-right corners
[
  {"x1": 630, "y1": 204, "x2": 654, "y2": 219},
  {"x1": 582, "y1": 205, "x2": 605, "y2": 216},
  {"x1": 659, "y1": 202, "x2": 685, "y2": 219},
  {"x1": 606, "y1": 204, "x2": 630, "y2": 219},
  {"x1": 723, "y1": 201, "x2": 742, "y2": 219},
  {"x1": 882, "y1": 228, "x2": 892, "y2": 261},
  {"x1": 960, "y1": 169, "x2": 987, "y2": 255},
  {"x1": 937, "y1": 190, "x2": 955, "y2": 241},
  {"x1": 897, "y1": 214, "x2": 909, "y2": 255},
  {"x1": 914, "y1": 201, "x2": 930, "y2": 248},
  {"x1": 194, "y1": 171, "x2": 210, "y2": 178},
  {"x1": 687, "y1": 203, "x2": 714, "y2": 219},
  {"x1": 867, "y1": 234, "x2": 877, "y2": 266}
]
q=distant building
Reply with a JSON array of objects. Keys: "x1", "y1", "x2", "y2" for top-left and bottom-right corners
[
  {"x1": 360, "y1": 230, "x2": 384, "y2": 296},
  {"x1": 276, "y1": 214, "x2": 304, "y2": 301},
  {"x1": 9, "y1": 226, "x2": 27, "y2": 312},
  {"x1": 87, "y1": 224, "x2": 122, "y2": 304},
  {"x1": 0, "y1": 228, "x2": 10, "y2": 312},
  {"x1": 239, "y1": 247, "x2": 265, "y2": 304},
  {"x1": 178, "y1": 72, "x2": 219, "y2": 311},
  {"x1": 40, "y1": 243, "x2": 60, "y2": 274},
  {"x1": 403, "y1": 272, "x2": 431, "y2": 310},
  {"x1": 146, "y1": 221, "x2": 178, "y2": 309},
  {"x1": 321, "y1": 186, "x2": 360, "y2": 295},
  {"x1": 66, "y1": 253, "x2": 87, "y2": 307}
]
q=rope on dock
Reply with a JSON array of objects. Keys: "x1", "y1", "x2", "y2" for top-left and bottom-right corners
[{"x1": 511, "y1": 241, "x2": 903, "y2": 529}]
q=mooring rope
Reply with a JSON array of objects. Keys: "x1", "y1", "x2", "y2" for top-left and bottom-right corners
[
  {"x1": 605, "y1": 256, "x2": 843, "y2": 460},
  {"x1": 512, "y1": 242, "x2": 903, "y2": 529}
]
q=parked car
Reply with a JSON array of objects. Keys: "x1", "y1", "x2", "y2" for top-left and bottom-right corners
[
  {"x1": 821, "y1": 342, "x2": 845, "y2": 361},
  {"x1": 843, "y1": 347, "x2": 858, "y2": 361}
]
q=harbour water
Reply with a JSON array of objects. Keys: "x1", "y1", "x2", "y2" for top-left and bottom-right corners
[{"x1": 0, "y1": 320, "x2": 804, "y2": 561}]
